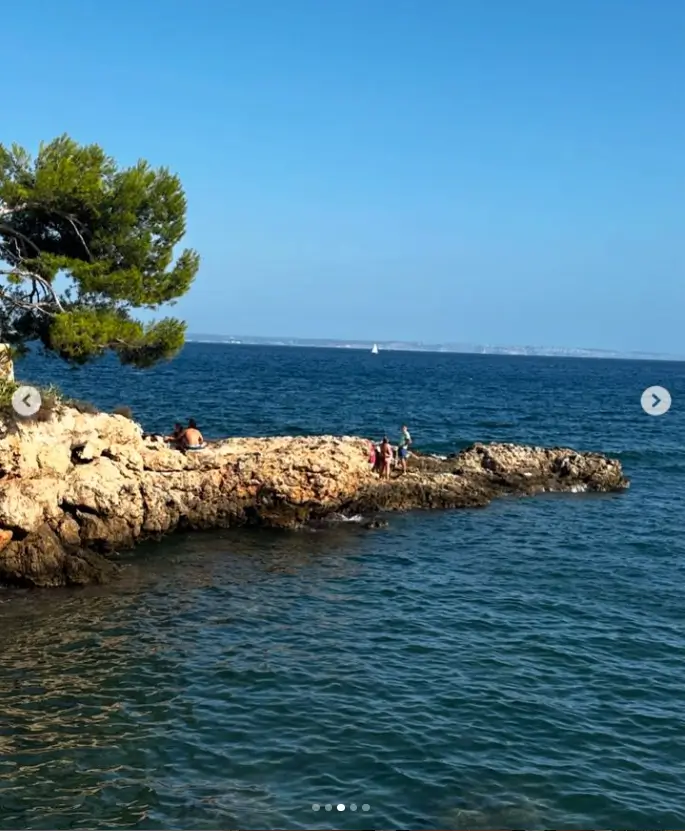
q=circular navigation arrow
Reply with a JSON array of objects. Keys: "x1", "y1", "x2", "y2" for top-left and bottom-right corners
[
  {"x1": 641, "y1": 385, "x2": 671, "y2": 416},
  {"x1": 11, "y1": 385, "x2": 42, "y2": 418}
]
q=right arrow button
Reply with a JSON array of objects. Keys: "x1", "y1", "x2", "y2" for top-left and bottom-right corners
[{"x1": 642, "y1": 386, "x2": 671, "y2": 416}]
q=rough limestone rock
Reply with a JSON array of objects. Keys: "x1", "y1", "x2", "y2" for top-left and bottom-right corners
[
  {"x1": 0, "y1": 345, "x2": 14, "y2": 382},
  {"x1": 0, "y1": 407, "x2": 629, "y2": 587}
]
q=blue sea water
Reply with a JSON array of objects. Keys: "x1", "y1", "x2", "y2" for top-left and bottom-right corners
[{"x1": 1, "y1": 344, "x2": 684, "y2": 830}]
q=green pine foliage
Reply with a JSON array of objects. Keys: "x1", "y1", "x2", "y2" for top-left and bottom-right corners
[
  {"x1": 0, "y1": 135, "x2": 199, "y2": 367},
  {"x1": 0, "y1": 378, "x2": 18, "y2": 407},
  {"x1": 0, "y1": 379, "x2": 62, "y2": 423}
]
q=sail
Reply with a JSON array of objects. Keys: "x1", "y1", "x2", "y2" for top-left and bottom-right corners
[{"x1": 371, "y1": 343, "x2": 379, "y2": 354}]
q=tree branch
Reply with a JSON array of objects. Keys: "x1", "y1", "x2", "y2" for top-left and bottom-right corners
[
  {"x1": 56, "y1": 210, "x2": 93, "y2": 261},
  {"x1": 0, "y1": 221, "x2": 42, "y2": 256},
  {"x1": 0, "y1": 204, "x2": 25, "y2": 218},
  {"x1": 0, "y1": 268, "x2": 65, "y2": 313},
  {"x1": 10, "y1": 235, "x2": 21, "y2": 260},
  {"x1": 0, "y1": 285, "x2": 57, "y2": 317},
  {"x1": 1, "y1": 203, "x2": 93, "y2": 261}
]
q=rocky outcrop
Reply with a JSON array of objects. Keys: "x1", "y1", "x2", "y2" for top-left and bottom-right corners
[
  {"x1": 0, "y1": 407, "x2": 629, "y2": 587},
  {"x1": 0, "y1": 344, "x2": 14, "y2": 381}
]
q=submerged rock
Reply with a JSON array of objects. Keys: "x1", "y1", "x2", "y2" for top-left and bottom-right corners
[
  {"x1": 362, "y1": 519, "x2": 389, "y2": 530},
  {"x1": 0, "y1": 408, "x2": 629, "y2": 587}
]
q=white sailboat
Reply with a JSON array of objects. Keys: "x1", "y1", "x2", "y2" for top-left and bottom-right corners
[{"x1": 371, "y1": 343, "x2": 379, "y2": 354}]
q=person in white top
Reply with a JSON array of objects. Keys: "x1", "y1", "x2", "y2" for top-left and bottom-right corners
[{"x1": 396, "y1": 425, "x2": 412, "y2": 472}]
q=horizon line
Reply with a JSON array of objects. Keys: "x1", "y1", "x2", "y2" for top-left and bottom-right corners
[{"x1": 185, "y1": 334, "x2": 685, "y2": 362}]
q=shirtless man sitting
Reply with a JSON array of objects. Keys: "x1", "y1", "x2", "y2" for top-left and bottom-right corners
[{"x1": 181, "y1": 419, "x2": 205, "y2": 450}]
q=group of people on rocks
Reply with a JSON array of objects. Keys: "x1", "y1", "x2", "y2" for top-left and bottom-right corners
[
  {"x1": 369, "y1": 425, "x2": 412, "y2": 479},
  {"x1": 165, "y1": 419, "x2": 206, "y2": 451},
  {"x1": 163, "y1": 419, "x2": 413, "y2": 473}
]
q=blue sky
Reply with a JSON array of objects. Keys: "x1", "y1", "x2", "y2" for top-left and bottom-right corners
[{"x1": 3, "y1": 0, "x2": 683, "y2": 352}]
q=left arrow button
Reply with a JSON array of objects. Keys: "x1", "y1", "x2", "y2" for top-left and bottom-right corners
[{"x1": 11, "y1": 385, "x2": 42, "y2": 418}]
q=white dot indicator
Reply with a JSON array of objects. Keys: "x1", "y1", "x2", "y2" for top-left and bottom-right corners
[
  {"x1": 325, "y1": 804, "x2": 332, "y2": 811},
  {"x1": 362, "y1": 803, "x2": 370, "y2": 811},
  {"x1": 350, "y1": 803, "x2": 357, "y2": 811},
  {"x1": 312, "y1": 804, "x2": 320, "y2": 811},
  {"x1": 337, "y1": 803, "x2": 345, "y2": 811}
]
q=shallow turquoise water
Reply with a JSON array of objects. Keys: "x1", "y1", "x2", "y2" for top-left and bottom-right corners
[{"x1": 1, "y1": 345, "x2": 684, "y2": 829}]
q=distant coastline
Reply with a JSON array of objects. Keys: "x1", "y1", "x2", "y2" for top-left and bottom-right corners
[{"x1": 186, "y1": 334, "x2": 684, "y2": 363}]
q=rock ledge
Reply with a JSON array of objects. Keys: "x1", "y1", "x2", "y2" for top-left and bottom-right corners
[{"x1": 0, "y1": 409, "x2": 628, "y2": 586}]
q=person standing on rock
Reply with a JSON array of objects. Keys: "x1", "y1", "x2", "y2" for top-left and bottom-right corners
[
  {"x1": 380, "y1": 437, "x2": 393, "y2": 479},
  {"x1": 373, "y1": 442, "x2": 384, "y2": 474},
  {"x1": 397, "y1": 439, "x2": 409, "y2": 474},
  {"x1": 394, "y1": 424, "x2": 412, "y2": 473}
]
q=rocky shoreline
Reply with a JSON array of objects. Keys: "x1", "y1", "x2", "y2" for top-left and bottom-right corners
[{"x1": 0, "y1": 407, "x2": 629, "y2": 587}]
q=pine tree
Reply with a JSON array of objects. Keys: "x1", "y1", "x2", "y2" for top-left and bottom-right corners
[{"x1": 0, "y1": 135, "x2": 199, "y2": 367}]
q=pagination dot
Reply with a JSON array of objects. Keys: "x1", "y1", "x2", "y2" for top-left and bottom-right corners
[{"x1": 312, "y1": 800, "x2": 368, "y2": 813}]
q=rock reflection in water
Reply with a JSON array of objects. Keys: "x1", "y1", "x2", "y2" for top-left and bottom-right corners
[{"x1": 0, "y1": 526, "x2": 371, "y2": 829}]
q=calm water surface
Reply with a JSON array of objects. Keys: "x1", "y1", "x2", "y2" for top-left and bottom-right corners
[{"x1": 1, "y1": 345, "x2": 684, "y2": 830}]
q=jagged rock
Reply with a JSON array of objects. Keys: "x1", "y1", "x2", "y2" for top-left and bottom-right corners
[
  {"x1": 0, "y1": 523, "x2": 117, "y2": 587},
  {"x1": 0, "y1": 476, "x2": 65, "y2": 533},
  {"x1": 0, "y1": 528, "x2": 12, "y2": 552},
  {"x1": 55, "y1": 515, "x2": 81, "y2": 547},
  {"x1": 74, "y1": 438, "x2": 105, "y2": 462},
  {"x1": 36, "y1": 443, "x2": 71, "y2": 476},
  {"x1": 406, "y1": 442, "x2": 626, "y2": 492},
  {"x1": 0, "y1": 406, "x2": 629, "y2": 587}
]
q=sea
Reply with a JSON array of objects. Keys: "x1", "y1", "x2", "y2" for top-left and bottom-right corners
[{"x1": 1, "y1": 344, "x2": 684, "y2": 831}]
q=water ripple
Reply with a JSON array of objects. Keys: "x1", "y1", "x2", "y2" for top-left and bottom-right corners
[{"x1": 2, "y1": 348, "x2": 684, "y2": 829}]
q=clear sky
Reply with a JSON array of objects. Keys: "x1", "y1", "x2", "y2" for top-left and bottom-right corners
[{"x1": 4, "y1": 0, "x2": 683, "y2": 352}]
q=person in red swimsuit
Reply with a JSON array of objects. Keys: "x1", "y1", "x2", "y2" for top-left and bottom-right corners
[
  {"x1": 380, "y1": 437, "x2": 393, "y2": 479},
  {"x1": 368, "y1": 440, "x2": 377, "y2": 468}
]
